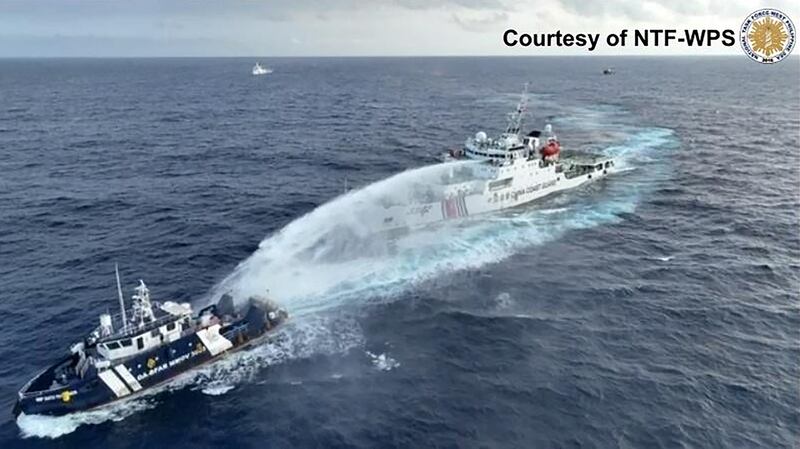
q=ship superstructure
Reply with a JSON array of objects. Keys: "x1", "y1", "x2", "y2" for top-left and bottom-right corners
[{"x1": 14, "y1": 267, "x2": 286, "y2": 417}]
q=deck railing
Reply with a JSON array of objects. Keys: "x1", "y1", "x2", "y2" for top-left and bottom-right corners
[{"x1": 96, "y1": 305, "x2": 184, "y2": 341}]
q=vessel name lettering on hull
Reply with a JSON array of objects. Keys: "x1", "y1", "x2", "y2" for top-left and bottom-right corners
[
  {"x1": 136, "y1": 347, "x2": 205, "y2": 382},
  {"x1": 526, "y1": 183, "x2": 542, "y2": 194},
  {"x1": 35, "y1": 390, "x2": 78, "y2": 403}
]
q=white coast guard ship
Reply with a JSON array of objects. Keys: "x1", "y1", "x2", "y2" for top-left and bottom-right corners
[
  {"x1": 372, "y1": 85, "x2": 616, "y2": 232},
  {"x1": 14, "y1": 267, "x2": 287, "y2": 417},
  {"x1": 252, "y1": 62, "x2": 272, "y2": 76}
]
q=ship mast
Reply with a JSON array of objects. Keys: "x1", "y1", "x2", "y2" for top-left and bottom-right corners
[
  {"x1": 115, "y1": 263, "x2": 127, "y2": 331},
  {"x1": 130, "y1": 280, "x2": 156, "y2": 327},
  {"x1": 504, "y1": 83, "x2": 529, "y2": 135}
]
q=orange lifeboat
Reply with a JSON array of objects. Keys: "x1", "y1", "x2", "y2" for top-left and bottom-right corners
[{"x1": 539, "y1": 140, "x2": 560, "y2": 158}]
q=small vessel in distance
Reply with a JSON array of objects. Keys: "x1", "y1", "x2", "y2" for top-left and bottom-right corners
[
  {"x1": 371, "y1": 84, "x2": 616, "y2": 232},
  {"x1": 13, "y1": 267, "x2": 287, "y2": 417},
  {"x1": 602, "y1": 67, "x2": 615, "y2": 75},
  {"x1": 252, "y1": 62, "x2": 272, "y2": 76}
]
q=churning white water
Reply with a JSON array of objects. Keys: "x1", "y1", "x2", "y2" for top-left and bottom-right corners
[{"x1": 207, "y1": 127, "x2": 676, "y2": 317}]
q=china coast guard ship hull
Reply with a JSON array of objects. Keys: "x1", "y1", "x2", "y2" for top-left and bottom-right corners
[
  {"x1": 13, "y1": 269, "x2": 287, "y2": 417},
  {"x1": 372, "y1": 85, "x2": 616, "y2": 233}
]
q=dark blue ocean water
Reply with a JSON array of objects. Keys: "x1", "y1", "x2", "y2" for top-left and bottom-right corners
[{"x1": 0, "y1": 57, "x2": 798, "y2": 448}]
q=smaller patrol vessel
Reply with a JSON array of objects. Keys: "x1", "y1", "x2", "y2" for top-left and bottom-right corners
[
  {"x1": 13, "y1": 267, "x2": 287, "y2": 417},
  {"x1": 252, "y1": 62, "x2": 272, "y2": 76}
]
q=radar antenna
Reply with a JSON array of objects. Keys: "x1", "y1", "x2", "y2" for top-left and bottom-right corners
[
  {"x1": 505, "y1": 83, "x2": 529, "y2": 135},
  {"x1": 130, "y1": 280, "x2": 156, "y2": 327}
]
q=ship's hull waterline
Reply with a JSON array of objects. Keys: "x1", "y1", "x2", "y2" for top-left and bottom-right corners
[
  {"x1": 15, "y1": 323, "x2": 283, "y2": 417},
  {"x1": 15, "y1": 293, "x2": 287, "y2": 418},
  {"x1": 374, "y1": 160, "x2": 615, "y2": 234}
]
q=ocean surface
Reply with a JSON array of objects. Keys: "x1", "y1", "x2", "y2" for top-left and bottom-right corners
[{"x1": 0, "y1": 56, "x2": 798, "y2": 448}]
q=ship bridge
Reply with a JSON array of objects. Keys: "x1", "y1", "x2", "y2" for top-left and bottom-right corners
[{"x1": 91, "y1": 281, "x2": 193, "y2": 363}]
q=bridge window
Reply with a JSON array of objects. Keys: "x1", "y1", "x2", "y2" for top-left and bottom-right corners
[
  {"x1": 107, "y1": 341, "x2": 121, "y2": 350},
  {"x1": 167, "y1": 322, "x2": 176, "y2": 331},
  {"x1": 120, "y1": 339, "x2": 132, "y2": 347},
  {"x1": 137, "y1": 337, "x2": 144, "y2": 350}
]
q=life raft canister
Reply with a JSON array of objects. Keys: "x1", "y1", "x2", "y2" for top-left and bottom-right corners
[{"x1": 539, "y1": 141, "x2": 560, "y2": 158}]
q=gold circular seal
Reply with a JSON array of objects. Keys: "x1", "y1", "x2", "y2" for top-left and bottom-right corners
[
  {"x1": 740, "y1": 9, "x2": 796, "y2": 63},
  {"x1": 147, "y1": 357, "x2": 157, "y2": 369}
]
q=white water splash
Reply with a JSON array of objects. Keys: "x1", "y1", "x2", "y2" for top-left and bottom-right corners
[
  {"x1": 366, "y1": 351, "x2": 400, "y2": 371},
  {"x1": 207, "y1": 161, "x2": 480, "y2": 310},
  {"x1": 200, "y1": 384, "x2": 235, "y2": 396},
  {"x1": 210, "y1": 127, "x2": 676, "y2": 317},
  {"x1": 16, "y1": 399, "x2": 154, "y2": 439},
  {"x1": 493, "y1": 292, "x2": 515, "y2": 309}
]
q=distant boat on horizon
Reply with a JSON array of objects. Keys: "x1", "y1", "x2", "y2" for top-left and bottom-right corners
[
  {"x1": 252, "y1": 62, "x2": 272, "y2": 76},
  {"x1": 602, "y1": 67, "x2": 615, "y2": 75}
]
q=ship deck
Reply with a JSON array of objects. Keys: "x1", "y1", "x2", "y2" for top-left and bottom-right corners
[{"x1": 559, "y1": 150, "x2": 613, "y2": 165}]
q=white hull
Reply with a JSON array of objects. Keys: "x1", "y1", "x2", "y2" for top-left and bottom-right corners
[
  {"x1": 366, "y1": 84, "x2": 617, "y2": 235},
  {"x1": 372, "y1": 158, "x2": 614, "y2": 232}
]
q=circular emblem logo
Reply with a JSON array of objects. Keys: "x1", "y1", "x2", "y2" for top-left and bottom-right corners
[
  {"x1": 146, "y1": 357, "x2": 157, "y2": 369},
  {"x1": 740, "y1": 9, "x2": 795, "y2": 63}
]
